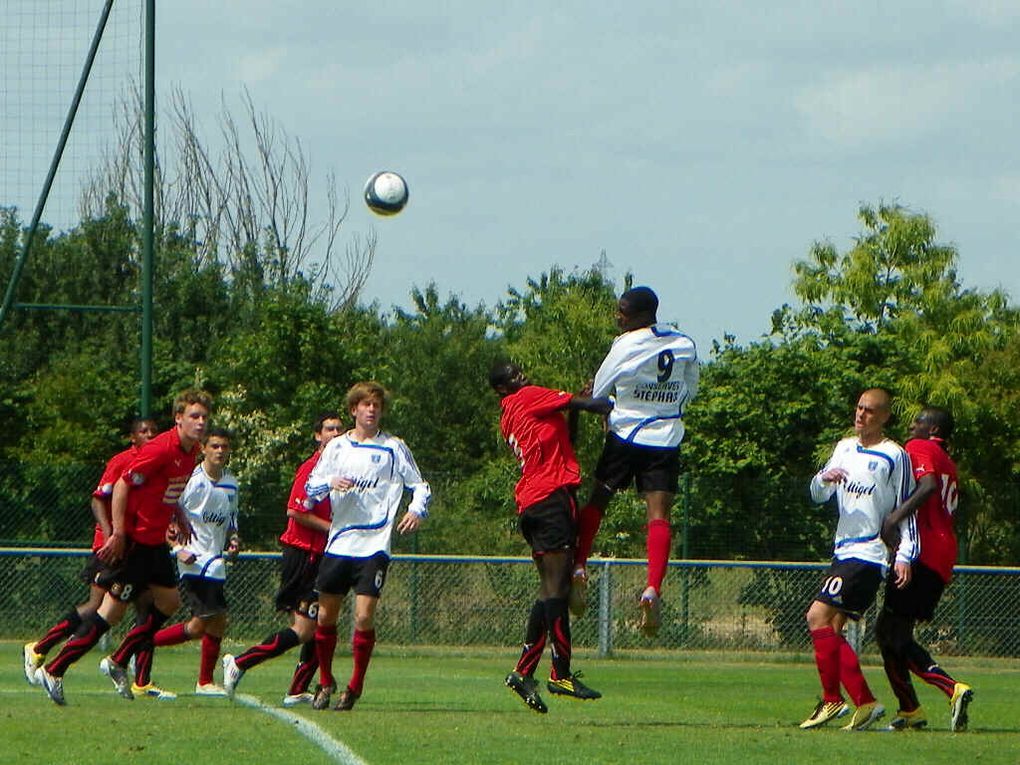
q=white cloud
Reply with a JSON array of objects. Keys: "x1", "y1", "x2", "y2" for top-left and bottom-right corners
[
  {"x1": 235, "y1": 46, "x2": 287, "y2": 84},
  {"x1": 947, "y1": 0, "x2": 1020, "y2": 24},
  {"x1": 989, "y1": 174, "x2": 1020, "y2": 206},
  {"x1": 795, "y1": 57, "x2": 1020, "y2": 147}
]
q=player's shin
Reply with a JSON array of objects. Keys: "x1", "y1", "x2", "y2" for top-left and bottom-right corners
[{"x1": 46, "y1": 614, "x2": 111, "y2": 676}]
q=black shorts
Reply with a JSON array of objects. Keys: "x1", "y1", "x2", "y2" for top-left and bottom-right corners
[
  {"x1": 94, "y1": 541, "x2": 177, "y2": 603},
  {"x1": 180, "y1": 575, "x2": 228, "y2": 618},
  {"x1": 594, "y1": 432, "x2": 681, "y2": 494},
  {"x1": 882, "y1": 561, "x2": 946, "y2": 622},
  {"x1": 79, "y1": 553, "x2": 107, "y2": 587},
  {"x1": 275, "y1": 544, "x2": 321, "y2": 616},
  {"x1": 519, "y1": 487, "x2": 577, "y2": 555},
  {"x1": 316, "y1": 552, "x2": 390, "y2": 599},
  {"x1": 813, "y1": 558, "x2": 884, "y2": 620}
]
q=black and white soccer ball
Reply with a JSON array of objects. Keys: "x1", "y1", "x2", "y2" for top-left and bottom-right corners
[{"x1": 364, "y1": 170, "x2": 409, "y2": 216}]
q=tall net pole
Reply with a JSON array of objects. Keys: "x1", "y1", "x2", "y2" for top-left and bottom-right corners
[
  {"x1": 140, "y1": 0, "x2": 154, "y2": 417},
  {"x1": 0, "y1": 0, "x2": 117, "y2": 328}
]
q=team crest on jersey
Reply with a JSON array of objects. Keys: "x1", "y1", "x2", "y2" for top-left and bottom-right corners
[
  {"x1": 129, "y1": 471, "x2": 145, "y2": 486},
  {"x1": 371, "y1": 454, "x2": 381, "y2": 463}
]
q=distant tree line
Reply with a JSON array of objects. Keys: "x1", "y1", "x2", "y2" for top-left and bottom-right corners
[{"x1": 2, "y1": 197, "x2": 1018, "y2": 565}]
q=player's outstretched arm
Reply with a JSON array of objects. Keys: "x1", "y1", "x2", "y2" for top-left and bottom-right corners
[
  {"x1": 881, "y1": 473, "x2": 937, "y2": 545},
  {"x1": 567, "y1": 396, "x2": 613, "y2": 416}
]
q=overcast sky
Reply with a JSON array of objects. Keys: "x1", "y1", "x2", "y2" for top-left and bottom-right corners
[{"x1": 5, "y1": 1, "x2": 1019, "y2": 349}]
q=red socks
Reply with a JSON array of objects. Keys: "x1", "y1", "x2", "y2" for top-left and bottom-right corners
[
  {"x1": 810, "y1": 626, "x2": 875, "y2": 706},
  {"x1": 839, "y1": 636, "x2": 876, "y2": 706},
  {"x1": 348, "y1": 629, "x2": 376, "y2": 696},
  {"x1": 199, "y1": 634, "x2": 221, "y2": 686},
  {"x1": 810, "y1": 626, "x2": 842, "y2": 702},
  {"x1": 646, "y1": 519, "x2": 671, "y2": 593},
  {"x1": 154, "y1": 622, "x2": 190, "y2": 647},
  {"x1": 315, "y1": 624, "x2": 338, "y2": 688},
  {"x1": 574, "y1": 504, "x2": 603, "y2": 570}
]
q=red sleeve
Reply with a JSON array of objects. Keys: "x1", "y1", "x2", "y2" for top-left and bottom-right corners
[
  {"x1": 121, "y1": 434, "x2": 172, "y2": 486},
  {"x1": 906, "y1": 439, "x2": 937, "y2": 480},
  {"x1": 518, "y1": 386, "x2": 572, "y2": 418},
  {"x1": 288, "y1": 454, "x2": 318, "y2": 513},
  {"x1": 93, "y1": 448, "x2": 133, "y2": 498}
]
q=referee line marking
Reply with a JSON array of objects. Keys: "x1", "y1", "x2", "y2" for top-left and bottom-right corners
[{"x1": 235, "y1": 693, "x2": 369, "y2": 765}]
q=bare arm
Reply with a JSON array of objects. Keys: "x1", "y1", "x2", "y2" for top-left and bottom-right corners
[
  {"x1": 566, "y1": 396, "x2": 613, "y2": 416},
  {"x1": 566, "y1": 395, "x2": 612, "y2": 444},
  {"x1": 287, "y1": 508, "x2": 332, "y2": 535},
  {"x1": 882, "y1": 473, "x2": 937, "y2": 546},
  {"x1": 90, "y1": 496, "x2": 113, "y2": 541},
  {"x1": 96, "y1": 477, "x2": 131, "y2": 564}
]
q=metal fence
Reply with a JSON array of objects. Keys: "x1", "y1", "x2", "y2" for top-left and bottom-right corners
[
  {"x1": 4, "y1": 461, "x2": 1019, "y2": 565},
  {"x1": 3, "y1": 549, "x2": 1018, "y2": 658}
]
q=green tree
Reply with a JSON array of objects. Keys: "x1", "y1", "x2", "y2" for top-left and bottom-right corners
[{"x1": 788, "y1": 202, "x2": 1020, "y2": 562}]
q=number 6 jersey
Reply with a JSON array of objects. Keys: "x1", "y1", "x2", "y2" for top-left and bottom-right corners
[{"x1": 305, "y1": 431, "x2": 431, "y2": 559}]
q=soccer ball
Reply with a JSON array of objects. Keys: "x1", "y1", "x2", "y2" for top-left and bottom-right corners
[{"x1": 364, "y1": 170, "x2": 409, "y2": 216}]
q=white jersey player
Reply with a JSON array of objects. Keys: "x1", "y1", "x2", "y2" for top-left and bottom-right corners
[
  {"x1": 305, "y1": 432, "x2": 430, "y2": 558},
  {"x1": 800, "y1": 388, "x2": 907, "y2": 732},
  {"x1": 176, "y1": 459, "x2": 239, "y2": 581},
  {"x1": 302, "y1": 382, "x2": 429, "y2": 712},
  {"x1": 575, "y1": 286, "x2": 699, "y2": 636},
  {"x1": 152, "y1": 427, "x2": 240, "y2": 696},
  {"x1": 810, "y1": 436, "x2": 916, "y2": 572},
  {"x1": 592, "y1": 322, "x2": 699, "y2": 447}
]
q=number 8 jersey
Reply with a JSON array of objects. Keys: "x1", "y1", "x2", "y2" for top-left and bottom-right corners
[{"x1": 592, "y1": 323, "x2": 699, "y2": 448}]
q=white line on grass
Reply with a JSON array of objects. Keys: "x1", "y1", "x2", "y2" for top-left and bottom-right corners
[
  {"x1": 235, "y1": 694, "x2": 368, "y2": 765},
  {"x1": 6, "y1": 687, "x2": 366, "y2": 763}
]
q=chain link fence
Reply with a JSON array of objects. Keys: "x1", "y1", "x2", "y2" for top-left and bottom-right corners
[{"x1": 3, "y1": 549, "x2": 1018, "y2": 658}]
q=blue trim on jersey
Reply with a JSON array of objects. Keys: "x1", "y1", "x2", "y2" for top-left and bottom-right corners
[
  {"x1": 834, "y1": 533, "x2": 880, "y2": 549},
  {"x1": 855, "y1": 443, "x2": 894, "y2": 473},
  {"x1": 198, "y1": 555, "x2": 224, "y2": 577},
  {"x1": 327, "y1": 516, "x2": 390, "y2": 549},
  {"x1": 306, "y1": 480, "x2": 331, "y2": 502},
  {"x1": 624, "y1": 412, "x2": 683, "y2": 443},
  {"x1": 897, "y1": 452, "x2": 913, "y2": 501},
  {"x1": 831, "y1": 555, "x2": 885, "y2": 571},
  {"x1": 622, "y1": 389, "x2": 690, "y2": 443},
  {"x1": 322, "y1": 550, "x2": 392, "y2": 562},
  {"x1": 649, "y1": 325, "x2": 691, "y2": 341},
  {"x1": 348, "y1": 440, "x2": 396, "y2": 480}
]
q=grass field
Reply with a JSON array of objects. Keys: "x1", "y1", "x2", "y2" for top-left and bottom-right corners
[{"x1": 2, "y1": 642, "x2": 1017, "y2": 765}]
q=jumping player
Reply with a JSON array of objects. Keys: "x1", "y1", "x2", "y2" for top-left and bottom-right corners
[
  {"x1": 490, "y1": 362, "x2": 610, "y2": 713},
  {"x1": 300, "y1": 382, "x2": 430, "y2": 711},
  {"x1": 23, "y1": 417, "x2": 157, "y2": 685},
  {"x1": 573, "y1": 286, "x2": 699, "y2": 635},
  {"x1": 36, "y1": 389, "x2": 210, "y2": 705},
  {"x1": 800, "y1": 388, "x2": 916, "y2": 731},
  {"x1": 876, "y1": 406, "x2": 973, "y2": 732},
  {"x1": 151, "y1": 427, "x2": 240, "y2": 696},
  {"x1": 222, "y1": 411, "x2": 342, "y2": 706}
]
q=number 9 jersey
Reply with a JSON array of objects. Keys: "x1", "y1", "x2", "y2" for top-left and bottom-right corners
[{"x1": 591, "y1": 323, "x2": 699, "y2": 448}]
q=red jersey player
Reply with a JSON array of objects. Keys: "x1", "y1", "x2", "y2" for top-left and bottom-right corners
[
  {"x1": 23, "y1": 418, "x2": 157, "y2": 685},
  {"x1": 222, "y1": 411, "x2": 342, "y2": 706},
  {"x1": 490, "y1": 361, "x2": 611, "y2": 714},
  {"x1": 37, "y1": 389, "x2": 211, "y2": 705},
  {"x1": 877, "y1": 406, "x2": 973, "y2": 732}
]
